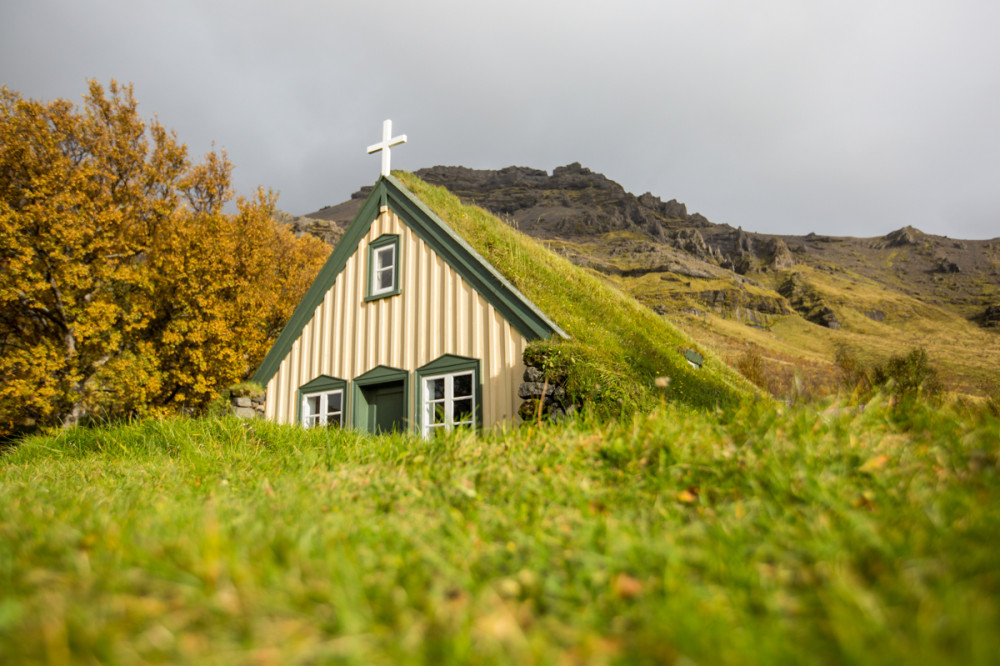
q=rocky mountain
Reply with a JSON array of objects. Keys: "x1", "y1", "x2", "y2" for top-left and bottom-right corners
[
  {"x1": 272, "y1": 210, "x2": 344, "y2": 246},
  {"x1": 297, "y1": 164, "x2": 1000, "y2": 398},
  {"x1": 412, "y1": 165, "x2": 998, "y2": 305}
]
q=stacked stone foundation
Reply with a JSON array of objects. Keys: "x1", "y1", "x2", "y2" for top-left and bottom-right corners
[
  {"x1": 230, "y1": 394, "x2": 265, "y2": 419},
  {"x1": 517, "y1": 364, "x2": 575, "y2": 423}
]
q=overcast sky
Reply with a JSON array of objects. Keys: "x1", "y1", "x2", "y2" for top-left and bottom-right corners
[{"x1": 2, "y1": 1, "x2": 998, "y2": 239}]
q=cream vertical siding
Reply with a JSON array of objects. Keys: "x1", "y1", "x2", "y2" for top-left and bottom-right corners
[{"x1": 264, "y1": 208, "x2": 528, "y2": 430}]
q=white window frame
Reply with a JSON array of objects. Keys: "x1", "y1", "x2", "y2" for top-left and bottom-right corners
[
  {"x1": 301, "y1": 389, "x2": 344, "y2": 429},
  {"x1": 421, "y1": 371, "x2": 476, "y2": 438},
  {"x1": 371, "y1": 244, "x2": 396, "y2": 296}
]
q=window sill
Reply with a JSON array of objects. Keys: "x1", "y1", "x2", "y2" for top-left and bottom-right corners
[{"x1": 364, "y1": 288, "x2": 402, "y2": 303}]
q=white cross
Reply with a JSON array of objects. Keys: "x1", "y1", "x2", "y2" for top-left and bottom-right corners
[{"x1": 366, "y1": 119, "x2": 407, "y2": 177}]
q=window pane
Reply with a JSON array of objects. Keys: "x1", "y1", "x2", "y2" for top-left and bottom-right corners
[
  {"x1": 326, "y1": 413, "x2": 342, "y2": 428},
  {"x1": 375, "y1": 246, "x2": 393, "y2": 270},
  {"x1": 328, "y1": 392, "x2": 342, "y2": 411},
  {"x1": 430, "y1": 378, "x2": 445, "y2": 400},
  {"x1": 377, "y1": 267, "x2": 393, "y2": 291},
  {"x1": 432, "y1": 403, "x2": 446, "y2": 424},
  {"x1": 453, "y1": 373, "x2": 473, "y2": 397},
  {"x1": 454, "y1": 399, "x2": 473, "y2": 423},
  {"x1": 307, "y1": 395, "x2": 320, "y2": 416}
]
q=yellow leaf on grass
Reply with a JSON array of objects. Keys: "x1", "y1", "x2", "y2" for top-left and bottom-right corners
[
  {"x1": 859, "y1": 455, "x2": 890, "y2": 474},
  {"x1": 676, "y1": 486, "x2": 699, "y2": 503},
  {"x1": 613, "y1": 573, "x2": 644, "y2": 600}
]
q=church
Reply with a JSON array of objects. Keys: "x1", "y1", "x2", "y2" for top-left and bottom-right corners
[{"x1": 252, "y1": 121, "x2": 567, "y2": 436}]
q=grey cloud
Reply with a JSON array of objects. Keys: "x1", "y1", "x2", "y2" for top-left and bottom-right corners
[{"x1": 1, "y1": 0, "x2": 997, "y2": 238}]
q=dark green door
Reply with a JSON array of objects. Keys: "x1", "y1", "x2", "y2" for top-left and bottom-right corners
[{"x1": 364, "y1": 381, "x2": 406, "y2": 434}]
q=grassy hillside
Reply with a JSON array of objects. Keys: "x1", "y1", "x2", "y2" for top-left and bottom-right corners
[
  {"x1": 394, "y1": 172, "x2": 753, "y2": 412},
  {"x1": 645, "y1": 263, "x2": 1000, "y2": 398},
  {"x1": 540, "y1": 232, "x2": 1000, "y2": 400},
  {"x1": 2, "y1": 401, "x2": 998, "y2": 664}
]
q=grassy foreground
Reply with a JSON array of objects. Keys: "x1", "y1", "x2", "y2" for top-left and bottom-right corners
[{"x1": 1, "y1": 401, "x2": 998, "y2": 665}]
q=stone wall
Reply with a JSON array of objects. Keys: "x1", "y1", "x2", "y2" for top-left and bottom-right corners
[
  {"x1": 517, "y1": 363, "x2": 575, "y2": 423},
  {"x1": 230, "y1": 394, "x2": 265, "y2": 419}
]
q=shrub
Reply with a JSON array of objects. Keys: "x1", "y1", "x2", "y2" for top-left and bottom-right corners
[
  {"x1": 735, "y1": 346, "x2": 768, "y2": 391},
  {"x1": 880, "y1": 348, "x2": 941, "y2": 398},
  {"x1": 835, "y1": 345, "x2": 872, "y2": 395},
  {"x1": 978, "y1": 379, "x2": 1000, "y2": 418},
  {"x1": 836, "y1": 345, "x2": 941, "y2": 402}
]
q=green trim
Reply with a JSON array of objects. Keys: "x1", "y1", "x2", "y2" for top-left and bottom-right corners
[
  {"x1": 253, "y1": 189, "x2": 382, "y2": 385},
  {"x1": 296, "y1": 375, "x2": 348, "y2": 427},
  {"x1": 253, "y1": 175, "x2": 568, "y2": 386},
  {"x1": 416, "y1": 354, "x2": 482, "y2": 376},
  {"x1": 300, "y1": 375, "x2": 348, "y2": 394},
  {"x1": 364, "y1": 234, "x2": 402, "y2": 302},
  {"x1": 415, "y1": 354, "x2": 482, "y2": 437},
  {"x1": 353, "y1": 365, "x2": 409, "y2": 387},
  {"x1": 351, "y1": 365, "x2": 410, "y2": 434}
]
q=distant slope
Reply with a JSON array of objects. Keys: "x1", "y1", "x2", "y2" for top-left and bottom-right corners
[{"x1": 304, "y1": 165, "x2": 1000, "y2": 398}]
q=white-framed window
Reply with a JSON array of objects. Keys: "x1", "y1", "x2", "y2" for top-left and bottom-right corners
[
  {"x1": 372, "y1": 243, "x2": 396, "y2": 295},
  {"x1": 302, "y1": 389, "x2": 344, "y2": 429},
  {"x1": 367, "y1": 235, "x2": 401, "y2": 301},
  {"x1": 422, "y1": 371, "x2": 475, "y2": 438}
]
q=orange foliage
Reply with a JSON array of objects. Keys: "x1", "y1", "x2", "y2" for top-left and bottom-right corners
[{"x1": 0, "y1": 81, "x2": 328, "y2": 432}]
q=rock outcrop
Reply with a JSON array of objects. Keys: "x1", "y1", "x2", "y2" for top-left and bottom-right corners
[
  {"x1": 977, "y1": 304, "x2": 1000, "y2": 328},
  {"x1": 763, "y1": 237, "x2": 796, "y2": 270},
  {"x1": 415, "y1": 163, "x2": 701, "y2": 241},
  {"x1": 683, "y1": 289, "x2": 791, "y2": 327},
  {"x1": 671, "y1": 229, "x2": 711, "y2": 260},
  {"x1": 778, "y1": 274, "x2": 841, "y2": 329},
  {"x1": 934, "y1": 257, "x2": 961, "y2": 273},
  {"x1": 273, "y1": 210, "x2": 343, "y2": 246},
  {"x1": 881, "y1": 225, "x2": 924, "y2": 248}
]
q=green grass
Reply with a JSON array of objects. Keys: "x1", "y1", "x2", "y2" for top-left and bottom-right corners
[
  {"x1": 2, "y1": 400, "x2": 999, "y2": 664},
  {"x1": 394, "y1": 172, "x2": 751, "y2": 412}
]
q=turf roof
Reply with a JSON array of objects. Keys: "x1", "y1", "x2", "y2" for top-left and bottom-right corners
[{"x1": 391, "y1": 172, "x2": 752, "y2": 412}]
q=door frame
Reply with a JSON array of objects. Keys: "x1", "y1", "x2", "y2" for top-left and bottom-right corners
[{"x1": 352, "y1": 365, "x2": 410, "y2": 434}]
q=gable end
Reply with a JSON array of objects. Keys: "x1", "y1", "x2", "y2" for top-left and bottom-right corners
[{"x1": 253, "y1": 175, "x2": 566, "y2": 386}]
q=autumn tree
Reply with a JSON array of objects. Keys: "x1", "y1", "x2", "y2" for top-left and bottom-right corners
[{"x1": 0, "y1": 81, "x2": 328, "y2": 432}]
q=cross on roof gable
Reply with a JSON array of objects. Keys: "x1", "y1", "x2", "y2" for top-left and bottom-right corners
[{"x1": 366, "y1": 119, "x2": 406, "y2": 177}]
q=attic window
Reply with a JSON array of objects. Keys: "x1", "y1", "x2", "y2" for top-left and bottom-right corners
[
  {"x1": 374, "y1": 245, "x2": 395, "y2": 292},
  {"x1": 366, "y1": 234, "x2": 401, "y2": 300}
]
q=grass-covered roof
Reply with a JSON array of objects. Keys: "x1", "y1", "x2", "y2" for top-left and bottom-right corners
[{"x1": 394, "y1": 172, "x2": 753, "y2": 413}]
